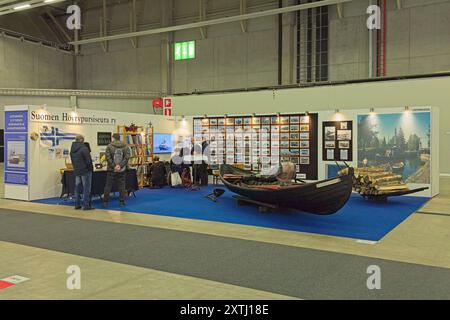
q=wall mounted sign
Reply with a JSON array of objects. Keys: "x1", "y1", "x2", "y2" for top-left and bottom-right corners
[
  {"x1": 97, "y1": 132, "x2": 112, "y2": 146},
  {"x1": 4, "y1": 111, "x2": 28, "y2": 185},
  {"x1": 174, "y1": 41, "x2": 196, "y2": 60}
]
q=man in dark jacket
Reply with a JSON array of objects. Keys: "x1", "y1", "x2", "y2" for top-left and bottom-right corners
[
  {"x1": 103, "y1": 133, "x2": 131, "y2": 207},
  {"x1": 70, "y1": 135, "x2": 94, "y2": 211},
  {"x1": 149, "y1": 156, "x2": 167, "y2": 188}
]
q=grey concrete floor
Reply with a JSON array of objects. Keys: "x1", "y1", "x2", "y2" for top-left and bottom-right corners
[{"x1": 0, "y1": 173, "x2": 449, "y2": 299}]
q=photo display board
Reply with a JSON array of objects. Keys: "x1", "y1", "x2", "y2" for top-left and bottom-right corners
[
  {"x1": 357, "y1": 112, "x2": 431, "y2": 184},
  {"x1": 322, "y1": 121, "x2": 353, "y2": 162},
  {"x1": 194, "y1": 113, "x2": 318, "y2": 180}
]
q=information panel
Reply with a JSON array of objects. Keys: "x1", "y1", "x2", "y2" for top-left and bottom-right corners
[{"x1": 4, "y1": 111, "x2": 28, "y2": 185}]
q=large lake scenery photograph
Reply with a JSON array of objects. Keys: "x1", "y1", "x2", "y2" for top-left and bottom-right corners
[{"x1": 358, "y1": 112, "x2": 431, "y2": 184}]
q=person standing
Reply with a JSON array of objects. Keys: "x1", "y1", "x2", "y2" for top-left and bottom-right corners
[
  {"x1": 190, "y1": 137, "x2": 202, "y2": 185},
  {"x1": 103, "y1": 133, "x2": 131, "y2": 207},
  {"x1": 70, "y1": 135, "x2": 94, "y2": 211},
  {"x1": 199, "y1": 136, "x2": 210, "y2": 186}
]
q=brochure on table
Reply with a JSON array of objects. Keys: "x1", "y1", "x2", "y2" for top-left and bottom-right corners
[{"x1": 3, "y1": 105, "x2": 193, "y2": 201}]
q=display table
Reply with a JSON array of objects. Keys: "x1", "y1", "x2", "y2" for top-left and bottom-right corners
[{"x1": 61, "y1": 169, "x2": 139, "y2": 199}]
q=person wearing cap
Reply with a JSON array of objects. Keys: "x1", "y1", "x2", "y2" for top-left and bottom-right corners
[
  {"x1": 103, "y1": 133, "x2": 131, "y2": 207},
  {"x1": 70, "y1": 135, "x2": 94, "y2": 211}
]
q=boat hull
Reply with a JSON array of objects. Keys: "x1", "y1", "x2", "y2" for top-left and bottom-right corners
[{"x1": 220, "y1": 165, "x2": 353, "y2": 215}]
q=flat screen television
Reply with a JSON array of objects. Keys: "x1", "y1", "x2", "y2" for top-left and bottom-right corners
[{"x1": 153, "y1": 133, "x2": 174, "y2": 154}]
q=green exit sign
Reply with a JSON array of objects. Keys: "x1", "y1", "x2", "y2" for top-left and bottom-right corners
[{"x1": 174, "y1": 41, "x2": 196, "y2": 60}]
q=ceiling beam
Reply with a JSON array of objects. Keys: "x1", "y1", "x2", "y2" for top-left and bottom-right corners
[{"x1": 70, "y1": 0, "x2": 352, "y2": 45}]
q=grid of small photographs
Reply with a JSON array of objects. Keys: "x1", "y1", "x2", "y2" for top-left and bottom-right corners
[
  {"x1": 323, "y1": 120, "x2": 353, "y2": 161},
  {"x1": 193, "y1": 114, "x2": 315, "y2": 175}
]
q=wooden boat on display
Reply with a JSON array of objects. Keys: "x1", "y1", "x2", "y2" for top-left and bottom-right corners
[{"x1": 219, "y1": 164, "x2": 354, "y2": 215}]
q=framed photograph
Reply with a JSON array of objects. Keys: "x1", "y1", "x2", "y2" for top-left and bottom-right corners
[
  {"x1": 271, "y1": 133, "x2": 280, "y2": 140},
  {"x1": 296, "y1": 165, "x2": 301, "y2": 173},
  {"x1": 290, "y1": 157, "x2": 299, "y2": 164},
  {"x1": 271, "y1": 140, "x2": 280, "y2": 148},
  {"x1": 236, "y1": 141, "x2": 244, "y2": 148},
  {"x1": 234, "y1": 118, "x2": 243, "y2": 125},
  {"x1": 244, "y1": 118, "x2": 251, "y2": 125},
  {"x1": 300, "y1": 116, "x2": 310, "y2": 124},
  {"x1": 325, "y1": 141, "x2": 336, "y2": 149},
  {"x1": 261, "y1": 141, "x2": 271, "y2": 148},
  {"x1": 340, "y1": 149, "x2": 349, "y2": 161},
  {"x1": 271, "y1": 116, "x2": 279, "y2": 124},
  {"x1": 210, "y1": 118, "x2": 218, "y2": 125},
  {"x1": 261, "y1": 149, "x2": 270, "y2": 156},
  {"x1": 337, "y1": 130, "x2": 352, "y2": 141},
  {"x1": 226, "y1": 118, "x2": 234, "y2": 126},
  {"x1": 226, "y1": 155, "x2": 234, "y2": 164},
  {"x1": 218, "y1": 118, "x2": 225, "y2": 125},
  {"x1": 340, "y1": 122, "x2": 348, "y2": 130},
  {"x1": 281, "y1": 125, "x2": 290, "y2": 132},
  {"x1": 290, "y1": 116, "x2": 300, "y2": 124},
  {"x1": 324, "y1": 126, "x2": 336, "y2": 141},
  {"x1": 290, "y1": 141, "x2": 300, "y2": 148},
  {"x1": 194, "y1": 119, "x2": 202, "y2": 126},
  {"x1": 281, "y1": 133, "x2": 290, "y2": 140},
  {"x1": 290, "y1": 149, "x2": 300, "y2": 156},
  {"x1": 262, "y1": 156, "x2": 271, "y2": 164},
  {"x1": 281, "y1": 116, "x2": 290, "y2": 124},
  {"x1": 300, "y1": 125, "x2": 310, "y2": 132},
  {"x1": 271, "y1": 126, "x2": 280, "y2": 132},
  {"x1": 262, "y1": 117, "x2": 271, "y2": 125},
  {"x1": 262, "y1": 125, "x2": 271, "y2": 132},
  {"x1": 339, "y1": 141, "x2": 350, "y2": 149},
  {"x1": 252, "y1": 164, "x2": 259, "y2": 171},
  {"x1": 281, "y1": 157, "x2": 290, "y2": 163},
  {"x1": 300, "y1": 157, "x2": 310, "y2": 165},
  {"x1": 226, "y1": 148, "x2": 235, "y2": 154},
  {"x1": 271, "y1": 156, "x2": 280, "y2": 164},
  {"x1": 300, "y1": 149, "x2": 310, "y2": 157},
  {"x1": 201, "y1": 118, "x2": 209, "y2": 125},
  {"x1": 300, "y1": 141, "x2": 310, "y2": 148},
  {"x1": 327, "y1": 149, "x2": 335, "y2": 160},
  {"x1": 300, "y1": 132, "x2": 309, "y2": 140},
  {"x1": 281, "y1": 149, "x2": 292, "y2": 156},
  {"x1": 252, "y1": 117, "x2": 261, "y2": 125},
  {"x1": 290, "y1": 125, "x2": 300, "y2": 132},
  {"x1": 290, "y1": 133, "x2": 300, "y2": 140}
]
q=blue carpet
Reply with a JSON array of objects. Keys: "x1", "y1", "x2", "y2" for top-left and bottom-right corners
[{"x1": 35, "y1": 186, "x2": 429, "y2": 241}]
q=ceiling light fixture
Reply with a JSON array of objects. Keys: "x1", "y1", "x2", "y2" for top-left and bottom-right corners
[{"x1": 13, "y1": 3, "x2": 31, "y2": 10}]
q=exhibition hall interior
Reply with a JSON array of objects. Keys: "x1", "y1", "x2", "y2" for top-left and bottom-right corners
[{"x1": 1, "y1": 0, "x2": 450, "y2": 302}]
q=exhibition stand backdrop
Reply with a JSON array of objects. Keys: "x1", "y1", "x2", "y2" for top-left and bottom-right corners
[
  {"x1": 192, "y1": 106, "x2": 439, "y2": 198},
  {"x1": 4, "y1": 105, "x2": 192, "y2": 201},
  {"x1": 4, "y1": 105, "x2": 438, "y2": 202}
]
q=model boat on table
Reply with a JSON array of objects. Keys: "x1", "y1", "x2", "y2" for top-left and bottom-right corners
[{"x1": 219, "y1": 164, "x2": 354, "y2": 215}]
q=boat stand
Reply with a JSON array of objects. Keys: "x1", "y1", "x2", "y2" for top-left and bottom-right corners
[{"x1": 233, "y1": 195, "x2": 279, "y2": 213}]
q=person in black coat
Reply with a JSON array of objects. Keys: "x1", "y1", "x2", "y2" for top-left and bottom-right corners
[
  {"x1": 70, "y1": 135, "x2": 94, "y2": 211},
  {"x1": 149, "y1": 156, "x2": 167, "y2": 188}
]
